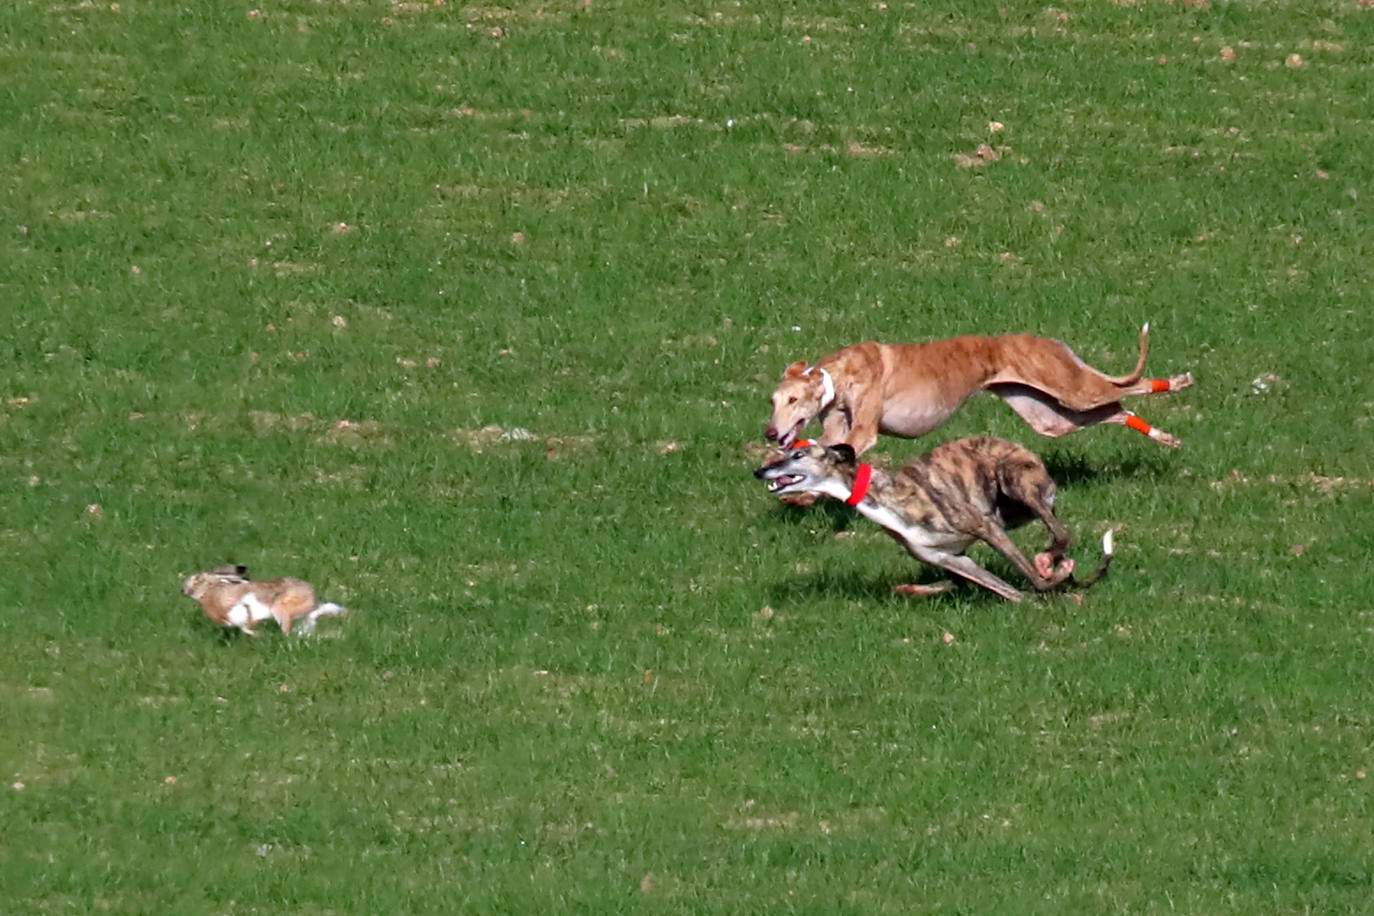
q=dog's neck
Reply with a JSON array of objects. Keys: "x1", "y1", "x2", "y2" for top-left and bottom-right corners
[
  {"x1": 846, "y1": 463, "x2": 872, "y2": 506},
  {"x1": 820, "y1": 464, "x2": 914, "y2": 538},
  {"x1": 815, "y1": 462, "x2": 876, "y2": 507},
  {"x1": 805, "y1": 366, "x2": 835, "y2": 411}
]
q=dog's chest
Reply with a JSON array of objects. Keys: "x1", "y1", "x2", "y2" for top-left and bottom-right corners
[
  {"x1": 877, "y1": 393, "x2": 965, "y2": 438},
  {"x1": 857, "y1": 498, "x2": 973, "y2": 553}
]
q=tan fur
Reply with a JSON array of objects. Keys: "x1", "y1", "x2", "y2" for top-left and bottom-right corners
[
  {"x1": 181, "y1": 567, "x2": 345, "y2": 636},
  {"x1": 766, "y1": 328, "x2": 1194, "y2": 454},
  {"x1": 755, "y1": 438, "x2": 1114, "y2": 603}
]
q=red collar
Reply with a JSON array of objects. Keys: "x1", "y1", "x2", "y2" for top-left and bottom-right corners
[{"x1": 847, "y1": 463, "x2": 873, "y2": 506}]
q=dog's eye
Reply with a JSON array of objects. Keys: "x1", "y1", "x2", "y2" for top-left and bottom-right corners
[
  {"x1": 791, "y1": 449, "x2": 805, "y2": 459},
  {"x1": 787, "y1": 396, "x2": 797, "y2": 405}
]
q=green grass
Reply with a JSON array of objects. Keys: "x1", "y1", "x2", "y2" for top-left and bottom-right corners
[{"x1": 3, "y1": 0, "x2": 1373, "y2": 911}]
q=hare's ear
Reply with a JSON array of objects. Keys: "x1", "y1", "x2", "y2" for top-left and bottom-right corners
[
  {"x1": 782, "y1": 360, "x2": 810, "y2": 380},
  {"x1": 212, "y1": 564, "x2": 248, "y2": 579},
  {"x1": 828, "y1": 444, "x2": 857, "y2": 466}
]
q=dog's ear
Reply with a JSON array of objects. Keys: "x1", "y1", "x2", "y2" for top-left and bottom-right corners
[
  {"x1": 782, "y1": 360, "x2": 810, "y2": 380},
  {"x1": 828, "y1": 444, "x2": 857, "y2": 466}
]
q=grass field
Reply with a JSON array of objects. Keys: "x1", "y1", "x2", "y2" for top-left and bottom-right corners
[{"x1": 3, "y1": 0, "x2": 1374, "y2": 911}]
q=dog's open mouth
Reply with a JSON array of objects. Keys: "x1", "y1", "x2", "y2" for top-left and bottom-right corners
[
  {"x1": 777, "y1": 421, "x2": 805, "y2": 450},
  {"x1": 766, "y1": 473, "x2": 804, "y2": 493}
]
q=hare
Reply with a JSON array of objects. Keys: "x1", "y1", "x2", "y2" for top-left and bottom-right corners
[{"x1": 181, "y1": 565, "x2": 346, "y2": 636}]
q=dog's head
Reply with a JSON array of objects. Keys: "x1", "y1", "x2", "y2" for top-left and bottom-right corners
[
  {"x1": 754, "y1": 441, "x2": 857, "y2": 497},
  {"x1": 765, "y1": 361, "x2": 827, "y2": 449}
]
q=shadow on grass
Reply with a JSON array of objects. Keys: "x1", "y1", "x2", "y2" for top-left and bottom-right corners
[
  {"x1": 1040, "y1": 449, "x2": 1172, "y2": 487},
  {"x1": 766, "y1": 567, "x2": 972, "y2": 605},
  {"x1": 768, "y1": 566, "x2": 1103, "y2": 608},
  {"x1": 758, "y1": 498, "x2": 856, "y2": 533},
  {"x1": 206, "y1": 623, "x2": 252, "y2": 645}
]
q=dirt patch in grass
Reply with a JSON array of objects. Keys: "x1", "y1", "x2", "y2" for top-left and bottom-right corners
[
  {"x1": 450, "y1": 425, "x2": 595, "y2": 457},
  {"x1": 1210, "y1": 470, "x2": 1372, "y2": 494}
]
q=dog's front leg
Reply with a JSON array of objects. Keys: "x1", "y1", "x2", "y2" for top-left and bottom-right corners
[
  {"x1": 893, "y1": 580, "x2": 959, "y2": 598},
  {"x1": 818, "y1": 406, "x2": 855, "y2": 448},
  {"x1": 917, "y1": 549, "x2": 1024, "y2": 602},
  {"x1": 828, "y1": 402, "x2": 881, "y2": 454}
]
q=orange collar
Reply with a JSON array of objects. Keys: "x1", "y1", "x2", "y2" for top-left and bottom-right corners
[{"x1": 847, "y1": 463, "x2": 872, "y2": 507}]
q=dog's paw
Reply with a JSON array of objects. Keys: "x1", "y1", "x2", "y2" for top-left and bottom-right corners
[
  {"x1": 1035, "y1": 553, "x2": 1075, "y2": 585},
  {"x1": 1154, "y1": 429, "x2": 1182, "y2": 448}
]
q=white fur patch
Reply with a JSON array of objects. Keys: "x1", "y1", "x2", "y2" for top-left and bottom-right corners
[
  {"x1": 803, "y1": 366, "x2": 836, "y2": 410},
  {"x1": 812, "y1": 478, "x2": 855, "y2": 504},
  {"x1": 853, "y1": 500, "x2": 968, "y2": 553},
  {"x1": 311, "y1": 602, "x2": 345, "y2": 620},
  {"x1": 295, "y1": 602, "x2": 346, "y2": 637},
  {"x1": 226, "y1": 594, "x2": 273, "y2": 629},
  {"x1": 817, "y1": 368, "x2": 835, "y2": 410},
  {"x1": 1102, "y1": 528, "x2": 1115, "y2": 556}
]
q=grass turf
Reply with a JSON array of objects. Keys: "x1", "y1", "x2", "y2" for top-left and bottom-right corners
[{"x1": 3, "y1": 0, "x2": 1373, "y2": 911}]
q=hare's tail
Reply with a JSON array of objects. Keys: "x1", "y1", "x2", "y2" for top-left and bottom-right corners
[{"x1": 295, "y1": 602, "x2": 348, "y2": 636}]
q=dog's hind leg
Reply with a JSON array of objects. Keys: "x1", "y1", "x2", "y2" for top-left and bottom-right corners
[
  {"x1": 974, "y1": 523, "x2": 1074, "y2": 591},
  {"x1": 1113, "y1": 371, "x2": 1195, "y2": 398},
  {"x1": 994, "y1": 385, "x2": 1184, "y2": 447},
  {"x1": 1116, "y1": 410, "x2": 1181, "y2": 447},
  {"x1": 994, "y1": 454, "x2": 1075, "y2": 579},
  {"x1": 992, "y1": 385, "x2": 1115, "y2": 438}
]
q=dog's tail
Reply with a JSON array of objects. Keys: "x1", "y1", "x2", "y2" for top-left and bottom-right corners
[
  {"x1": 1071, "y1": 525, "x2": 1118, "y2": 588},
  {"x1": 1104, "y1": 323, "x2": 1150, "y2": 386}
]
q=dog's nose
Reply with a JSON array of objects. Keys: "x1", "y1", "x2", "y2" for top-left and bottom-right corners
[
  {"x1": 764, "y1": 426, "x2": 778, "y2": 442},
  {"x1": 753, "y1": 465, "x2": 770, "y2": 479}
]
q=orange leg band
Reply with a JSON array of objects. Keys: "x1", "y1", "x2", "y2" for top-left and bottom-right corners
[
  {"x1": 1125, "y1": 414, "x2": 1152, "y2": 435},
  {"x1": 1150, "y1": 378, "x2": 1171, "y2": 393}
]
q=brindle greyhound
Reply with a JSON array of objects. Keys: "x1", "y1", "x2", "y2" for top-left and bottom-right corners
[
  {"x1": 766, "y1": 326, "x2": 1193, "y2": 455},
  {"x1": 755, "y1": 437, "x2": 1115, "y2": 602}
]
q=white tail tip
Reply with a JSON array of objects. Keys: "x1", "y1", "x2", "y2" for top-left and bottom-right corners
[
  {"x1": 1101, "y1": 527, "x2": 1116, "y2": 556},
  {"x1": 1141, "y1": 321, "x2": 1150, "y2": 334}
]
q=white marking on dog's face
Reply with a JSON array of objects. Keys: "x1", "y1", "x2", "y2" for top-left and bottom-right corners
[{"x1": 226, "y1": 594, "x2": 273, "y2": 629}]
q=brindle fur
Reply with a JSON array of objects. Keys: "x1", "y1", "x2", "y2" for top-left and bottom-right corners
[
  {"x1": 765, "y1": 327, "x2": 1194, "y2": 455},
  {"x1": 755, "y1": 437, "x2": 1113, "y2": 602}
]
